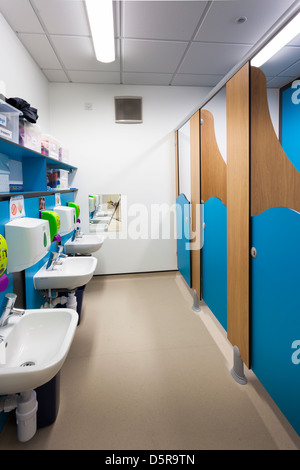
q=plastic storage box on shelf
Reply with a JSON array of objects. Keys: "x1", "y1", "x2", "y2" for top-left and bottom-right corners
[
  {"x1": 0, "y1": 154, "x2": 10, "y2": 192},
  {"x1": 41, "y1": 134, "x2": 60, "y2": 159},
  {"x1": 59, "y1": 147, "x2": 70, "y2": 164},
  {"x1": 9, "y1": 184, "x2": 23, "y2": 192},
  {"x1": 47, "y1": 169, "x2": 69, "y2": 189},
  {"x1": 0, "y1": 98, "x2": 22, "y2": 144},
  {"x1": 19, "y1": 118, "x2": 41, "y2": 152}
]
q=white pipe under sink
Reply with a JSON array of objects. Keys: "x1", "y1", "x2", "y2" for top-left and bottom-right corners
[
  {"x1": 41, "y1": 290, "x2": 77, "y2": 311},
  {"x1": 0, "y1": 390, "x2": 38, "y2": 442}
]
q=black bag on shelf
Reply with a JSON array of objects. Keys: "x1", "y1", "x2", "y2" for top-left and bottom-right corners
[{"x1": 6, "y1": 97, "x2": 39, "y2": 123}]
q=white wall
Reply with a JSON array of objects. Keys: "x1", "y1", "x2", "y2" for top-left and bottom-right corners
[
  {"x1": 267, "y1": 88, "x2": 280, "y2": 137},
  {"x1": 202, "y1": 87, "x2": 227, "y2": 162},
  {"x1": 178, "y1": 120, "x2": 191, "y2": 201},
  {"x1": 0, "y1": 13, "x2": 50, "y2": 131},
  {"x1": 49, "y1": 83, "x2": 210, "y2": 274}
]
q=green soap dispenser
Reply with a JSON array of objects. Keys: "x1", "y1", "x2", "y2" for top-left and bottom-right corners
[
  {"x1": 0, "y1": 233, "x2": 8, "y2": 291},
  {"x1": 0, "y1": 234, "x2": 8, "y2": 277},
  {"x1": 41, "y1": 210, "x2": 60, "y2": 241},
  {"x1": 68, "y1": 202, "x2": 80, "y2": 220}
]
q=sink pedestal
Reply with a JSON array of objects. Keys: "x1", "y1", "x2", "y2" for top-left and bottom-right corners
[{"x1": 36, "y1": 372, "x2": 60, "y2": 428}]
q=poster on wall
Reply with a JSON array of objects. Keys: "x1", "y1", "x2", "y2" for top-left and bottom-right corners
[
  {"x1": 9, "y1": 195, "x2": 25, "y2": 220},
  {"x1": 39, "y1": 196, "x2": 45, "y2": 210},
  {"x1": 55, "y1": 193, "x2": 61, "y2": 206}
]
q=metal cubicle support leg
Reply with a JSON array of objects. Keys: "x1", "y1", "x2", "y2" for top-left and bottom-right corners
[
  {"x1": 231, "y1": 345, "x2": 248, "y2": 385},
  {"x1": 192, "y1": 289, "x2": 201, "y2": 312}
]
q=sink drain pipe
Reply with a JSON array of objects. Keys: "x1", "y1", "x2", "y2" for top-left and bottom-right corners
[
  {"x1": 0, "y1": 390, "x2": 38, "y2": 442},
  {"x1": 41, "y1": 289, "x2": 77, "y2": 311}
]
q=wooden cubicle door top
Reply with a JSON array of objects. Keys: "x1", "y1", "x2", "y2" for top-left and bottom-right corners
[
  {"x1": 200, "y1": 108, "x2": 227, "y2": 206},
  {"x1": 251, "y1": 66, "x2": 300, "y2": 217}
]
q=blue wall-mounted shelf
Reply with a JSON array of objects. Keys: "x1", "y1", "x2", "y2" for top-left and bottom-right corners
[
  {"x1": 0, "y1": 137, "x2": 77, "y2": 196},
  {"x1": 0, "y1": 137, "x2": 77, "y2": 171},
  {"x1": 0, "y1": 189, "x2": 77, "y2": 201}
]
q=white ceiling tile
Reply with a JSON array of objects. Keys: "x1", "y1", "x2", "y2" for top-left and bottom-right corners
[
  {"x1": 267, "y1": 76, "x2": 296, "y2": 88},
  {"x1": 178, "y1": 42, "x2": 251, "y2": 75},
  {"x1": 123, "y1": 1, "x2": 207, "y2": 41},
  {"x1": 18, "y1": 33, "x2": 62, "y2": 69},
  {"x1": 260, "y1": 45, "x2": 300, "y2": 77},
  {"x1": 279, "y1": 59, "x2": 300, "y2": 79},
  {"x1": 42, "y1": 69, "x2": 69, "y2": 82},
  {"x1": 68, "y1": 71, "x2": 121, "y2": 84},
  {"x1": 172, "y1": 74, "x2": 224, "y2": 87},
  {"x1": 0, "y1": 0, "x2": 298, "y2": 87},
  {"x1": 194, "y1": 0, "x2": 296, "y2": 45},
  {"x1": 0, "y1": 0, "x2": 43, "y2": 33},
  {"x1": 50, "y1": 36, "x2": 121, "y2": 71},
  {"x1": 113, "y1": 0, "x2": 121, "y2": 38},
  {"x1": 288, "y1": 32, "x2": 300, "y2": 47},
  {"x1": 33, "y1": 0, "x2": 90, "y2": 36},
  {"x1": 123, "y1": 39, "x2": 188, "y2": 73},
  {"x1": 122, "y1": 72, "x2": 173, "y2": 86}
]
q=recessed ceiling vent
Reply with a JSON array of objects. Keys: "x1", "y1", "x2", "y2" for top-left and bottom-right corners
[
  {"x1": 236, "y1": 16, "x2": 247, "y2": 24},
  {"x1": 114, "y1": 96, "x2": 143, "y2": 124}
]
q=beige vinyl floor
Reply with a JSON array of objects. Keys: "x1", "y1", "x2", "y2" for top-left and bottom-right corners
[{"x1": 0, "y1": 271, "x2": 299, "y2": 450}]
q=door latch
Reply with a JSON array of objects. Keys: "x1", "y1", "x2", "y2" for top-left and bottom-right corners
[{"x1": 251, "y1": 247, "x2": 257, "y2": 258}]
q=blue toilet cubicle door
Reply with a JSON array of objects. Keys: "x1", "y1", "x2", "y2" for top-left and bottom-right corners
[
  {"x1": 250, "y1": 71, "x2": 300, "y2": 436},
  {"x1": 176, "y1": 193, "x2": 191, "y2": 288}
]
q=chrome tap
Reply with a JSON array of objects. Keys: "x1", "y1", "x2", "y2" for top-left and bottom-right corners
[
  {"x1": 56, "y1": 245, "x2": 68, "y2": 263},
  {"x1": 0, "y1": 294, "x2": 25, "y2": 327},
  {"x1": 46, "y1": 246, "x2": 67, "y2": 270},
  {"x1": 46, "y1": 251, "x2": 59, "y2": 269},
  {"x1": 72, "y1": 227, "x2": 83, "y2": 241}
]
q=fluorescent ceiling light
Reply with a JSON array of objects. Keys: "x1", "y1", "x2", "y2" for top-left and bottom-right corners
[
  {"x1": 251, "y1": 12, "x2": 300, "y2": 67},
  {"x1": 85, "y1": 0, "x2": 115, "y2": 63}
]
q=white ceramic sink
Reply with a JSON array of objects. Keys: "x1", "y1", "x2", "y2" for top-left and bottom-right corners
[
  {"x1": 92, "y1": 216, "x2": 111, "y2": 222},
  {"x1": 34, "y1": 256, "x2": 97, "y2": 290},
  {"x1": 0, "y1": 308, "x2": 78, "y2": 395},
  {"x1": 64, "y1": 234, "x2": 104, "y2": 255},
  {"x1": 95, "y1": 210, "x2": 113, "y2": 217},
  {"x1": 89, "y1": 222, "x2": 108, "y2": 232}
]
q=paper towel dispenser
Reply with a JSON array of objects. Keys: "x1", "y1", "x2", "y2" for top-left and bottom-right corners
[
  {"x1": 54, "y1": 206, "x2": 76, "y2": 236},
  {"x1": 5, "y1": 217, "x2": 50, "y2": 272}
]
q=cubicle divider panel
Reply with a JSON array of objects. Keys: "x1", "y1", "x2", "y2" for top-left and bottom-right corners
[
  {"x1": 174, "y1": 130, "x2": 179, "y2": 199},
  {"x1": 190, "y1": 111, "x2": 201, "y2": 300},
  {"x1": 226, "y1": 63, "x2": 250, "y2": 368}
]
